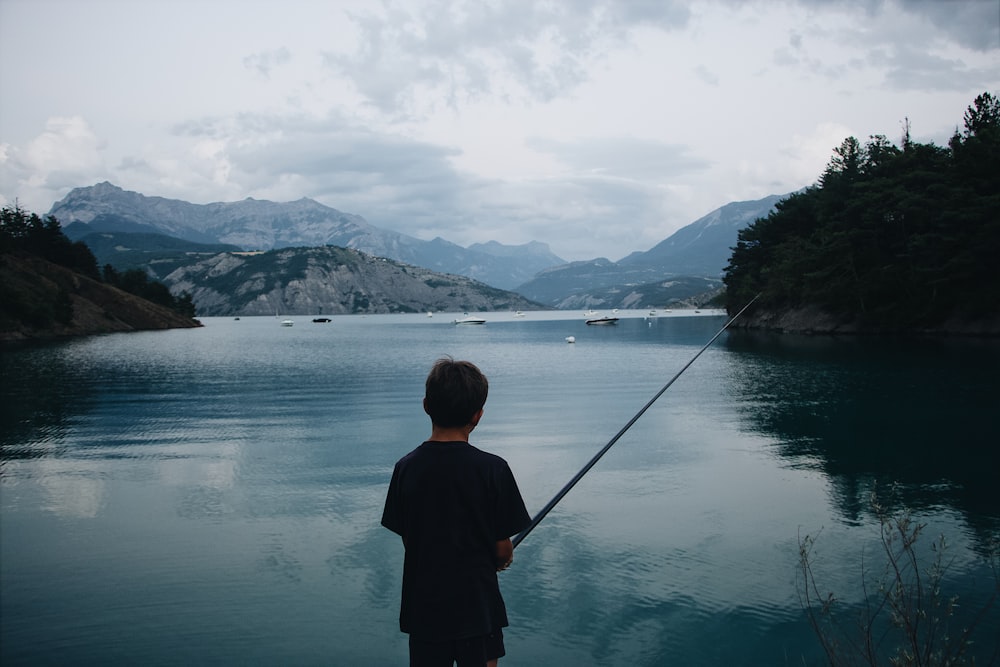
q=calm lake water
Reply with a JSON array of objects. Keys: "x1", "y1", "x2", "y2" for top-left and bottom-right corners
[{"x1": 2, "y1": 311, "x2": 998, "y2": 666}]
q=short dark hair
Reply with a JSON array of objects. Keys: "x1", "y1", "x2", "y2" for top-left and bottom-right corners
[{"x1": 424, "y1": 357, "x2": 489, "y2": 427}]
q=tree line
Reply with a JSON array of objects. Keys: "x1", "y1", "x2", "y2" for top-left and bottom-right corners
[
  {"x1": 0, "y1": 205, "x2": 195, "y2": 318},
  {"x1": 724, "y1": 92, "x2": 1000, "y2": 330}
]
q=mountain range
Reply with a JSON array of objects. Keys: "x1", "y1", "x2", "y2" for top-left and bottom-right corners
[
  {"x1": 51, "y1": 183, "x2": 791, "y2": 309},
  {"x1": 166, "y1": 246, "x2": 540, "y2": 317},
  {"x1": 508, "y1": 195, "x2": 787, "y2": 307},
  {"x1": 52, "y1": 182, "x2": 563, "y2": 290}
]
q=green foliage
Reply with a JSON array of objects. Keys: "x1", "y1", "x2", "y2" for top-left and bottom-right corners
[
  {"x1": 1, "y1": 204, "x2": 101, "y2": 279},
  {"x1": 2, "y1": 204, "x2": 196, "y2": 318},
  {"x1": 798, "y1": 487, "x2": 999, "y2": 666},
  {"x1": 104, "y1": 267, "x2": 197, "y2": 317},
  {"x1": 724, "y1": 92, "x2": 1000, "y2": 329},
  {"x1": 79, "y1": 231, "x2": 240, "y2": 280},
  {"x1": 0, "y1": 265, "x2": 73, "y2": 329}
]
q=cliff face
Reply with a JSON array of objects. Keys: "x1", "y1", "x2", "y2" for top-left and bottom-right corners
[
  {"x1": 1, "y1": 253, "x2": 202, "y2": 342},
  {"x1": 163, "y1": 246, "x2": 542, "y2": 316}
]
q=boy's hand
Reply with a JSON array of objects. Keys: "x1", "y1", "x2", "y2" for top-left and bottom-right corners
[{"x1": 495, "y1": 538, "x2": 514, "y2": 571}]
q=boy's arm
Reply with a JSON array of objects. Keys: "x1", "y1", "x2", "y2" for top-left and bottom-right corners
[{"x1": 495, "y1": 538, "x2": 514, "y2": 571}]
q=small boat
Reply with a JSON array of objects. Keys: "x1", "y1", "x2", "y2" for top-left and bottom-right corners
[
  {"x1": 454, "y1": 315, "x2": 486, "y2": 325},
  {"x1": 514, "y1": 311, "x2": 525, "y2": 318},
  {"x1": 427, "y1": 311, "x2": 433, "y2": 317},
  {"x1": 280, "y1": 319, "x2": 294, "y2": 327},
  {"x1": 312, "y1": 317, "x2": 331, "y2": 323},
  {"x1": 649, "y1": 309, "x2": 657, "y2": 316},
  {"x1": 586, "y1": 317, "x2": 619, "y2": 325},
  {"x1": 584, "y1": 309, "x2": 599, "y2": 317},
  {"x1": 565, "y1": 336, "x2": 576, "y2": 343}
]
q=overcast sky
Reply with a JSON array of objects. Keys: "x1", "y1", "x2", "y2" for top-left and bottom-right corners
[{"x1": 1, "y1": 0, "x2": 997, "y2": 261}]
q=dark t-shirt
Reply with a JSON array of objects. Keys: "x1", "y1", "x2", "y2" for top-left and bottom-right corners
[{"x1": 381, "y1": 440, "x2": 531, "y2": 640}]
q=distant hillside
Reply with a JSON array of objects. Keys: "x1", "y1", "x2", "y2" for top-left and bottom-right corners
[
  {"x1": 619, "y1": 194, "x2": 789, "y2": 275},
  {"x1": 551, "y1": 276, "x2": 725, "y2": 310},
  {"x1": 163, "y1": 246, "x2": 543, "y2": 317},
  {"x1": 50, "y1": 183, "x2": 564, "y2": 289},
  {"x1": 68, "y1": 229, "x2": 242, "y2": 279},
  {"x1": 515, "y1": 193, "x2": 786, "y2": 307},
  {"x1": 1, "y1": 252, "x2": 201, "y2": 342}
]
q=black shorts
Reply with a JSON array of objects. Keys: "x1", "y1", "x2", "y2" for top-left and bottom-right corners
[{"x1": 408, "y1": 628, "x2": 505, "y2": 667}]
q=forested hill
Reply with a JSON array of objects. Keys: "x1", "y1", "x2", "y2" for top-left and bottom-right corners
[
  {"x1": 724, "y1": 92, "x2": 1000, "y2": 335},
  {"x1": 1, "y1": 206, "x2": 201, "y2": 342}
]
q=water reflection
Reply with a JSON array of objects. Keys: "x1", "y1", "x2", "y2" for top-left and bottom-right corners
[
  {"x1": 0, "y1": 341, "x2": 98, "y2": 461},
  {"x1": 723, "y1": 331, "x2": 1000, "y2": 541},
  {"x1": 3, "y1": 317, "x2": 998, "y2": 665}
]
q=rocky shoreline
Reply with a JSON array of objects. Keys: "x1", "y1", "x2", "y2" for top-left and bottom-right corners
[{"x1": 736, "y1": 305, "x2": 1000, "y2": 337}]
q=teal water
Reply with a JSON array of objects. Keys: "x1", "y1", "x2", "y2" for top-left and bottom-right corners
[{"x1": 2, "y1": 312, "x2": 998, "y2": 665}]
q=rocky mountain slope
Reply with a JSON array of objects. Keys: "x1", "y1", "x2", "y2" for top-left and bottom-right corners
[
  {"x1": 50, "y1": 183, "x2": 564, "y2": 289},
  {"x1": 619, "y1": 194, "x2": 790, "y2": 275},
  {"x1": 514, "y1": 193, "x2": 786, "y2": 307},
  {"x1": 164, "y1": 246, "x2": 542, "y2": 317},
  {"x1": 50, "y1": 183, "x2": 793, "y2": 309}
]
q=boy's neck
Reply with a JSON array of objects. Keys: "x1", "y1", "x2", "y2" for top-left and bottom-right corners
[{"x1": 429, "y1": 423, "x2": 474, "y2": 443}]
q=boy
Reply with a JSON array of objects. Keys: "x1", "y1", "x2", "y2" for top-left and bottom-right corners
[{"x1": 382, "y1": 358, "x2": 531, "y2": 667}]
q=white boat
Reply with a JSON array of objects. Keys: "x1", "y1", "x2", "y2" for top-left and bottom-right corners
[
  {"x1": 514, "y1": 311, "x2": 525, "y2": 318},
  {"x1": 565, "y1": 336, "x2": 576, "y2": 343},
  {"x1": 584, "y1": 309, "x2": 599, "y2": 317},
  {"x1": 453, "y1": 315, "x2": 486, "y2": 325},
  {"x1": 280, "y1": 319, "x2": 294, "y2": 327}
]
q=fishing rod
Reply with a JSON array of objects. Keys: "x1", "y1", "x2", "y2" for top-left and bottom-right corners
[{"x1": 511, "y1": 294, "x2": 760, "y2": 549}]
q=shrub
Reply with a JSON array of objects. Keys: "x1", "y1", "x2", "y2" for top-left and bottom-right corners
[{"x1": 798, "y1": 486, "x2": 999, "y2": 666}]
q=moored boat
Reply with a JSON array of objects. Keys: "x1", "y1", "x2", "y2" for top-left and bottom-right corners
[
  {"x1": 453, "y1": 315, "x2": 487, "y2": 325},
  {"x1": 586, "y1": 317, "x2": 619, "y2": 325}
]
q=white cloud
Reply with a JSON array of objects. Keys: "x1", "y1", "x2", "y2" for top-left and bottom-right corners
[
  {"x1": 243, "y1": 47, "x2": 292, "y2": 79},
  {"x1": 1, "y1": 0, "x2": 997, "y2": 261},
  {"x1": 0, "y1": 116, "x2": 109, "y2": 205}
]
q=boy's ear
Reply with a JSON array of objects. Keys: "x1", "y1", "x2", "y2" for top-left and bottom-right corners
[
  {"x1": 423, "y1": 397, "x2": 430, "y2": 415},
  {"x1": 469, "y1": 408, "x2": 484, "y2": 427}
]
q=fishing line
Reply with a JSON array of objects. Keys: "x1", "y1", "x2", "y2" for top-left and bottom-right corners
[{"x1": 511, "y1": 294, "x2": 760, "y2": 549}]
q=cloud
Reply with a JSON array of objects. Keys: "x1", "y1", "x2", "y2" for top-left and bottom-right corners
[
  {"x1": 165, "y1": 109, "x2": 683, "y2": 259},
  {"x1": 898, "y1": 0, "x2": 1000, "y2": 51},
  {"x1": 243, "y1": 47, "x2": 292, "y2": 79},
  {"x1": 168, "y1": 111, "x2": 472, "y2": 229},
  {"x1": 2, "y1": 0, "x2": 996, "y2": 261},
  {"x1": 526, "y1": 136, "x2": 711, "y2": 181},
  {"x1": 0, "y1": 116, "x2": 109, "y2": 206},
  {"x1": 323, "y1": 0, "x2": 692, "y2": 114},
  {"x1": 875, "y1": 44, "x2": 999, "y2": 92},
  {"x1": 791, "y1": 0, "x2": 999, "y2": 51}
]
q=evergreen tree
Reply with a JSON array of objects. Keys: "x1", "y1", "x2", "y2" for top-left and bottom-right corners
[
  {"x1": 2, "y1": 204, "x2": 197, "y2": 317},
  {"x1": 724, "y1": 92, "x2": 1000, "y2": 330}
]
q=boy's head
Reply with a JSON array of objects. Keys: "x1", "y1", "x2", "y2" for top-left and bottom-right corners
[{"x1": 424, "y1": 357, "x2": 489, "y2": 428}]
